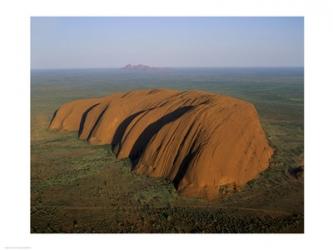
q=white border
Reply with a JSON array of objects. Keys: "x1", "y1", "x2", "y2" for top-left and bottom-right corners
[{"x1": 1, "y1": 0, "x2": 333, "y2": 249}]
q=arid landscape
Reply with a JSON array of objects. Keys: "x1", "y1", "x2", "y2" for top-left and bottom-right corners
[{"x1": 31, "y1": 68, "x2": 304, "y2": 233}]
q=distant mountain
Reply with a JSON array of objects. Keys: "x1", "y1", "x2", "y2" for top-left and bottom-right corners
[{"x1": 121, "y1": 64, "x2": 160, "y2": 71}]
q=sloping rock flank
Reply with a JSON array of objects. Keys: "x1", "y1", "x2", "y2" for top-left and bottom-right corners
[{"x1": 49, "y1": 89, "x2": 273, "y2": 199}]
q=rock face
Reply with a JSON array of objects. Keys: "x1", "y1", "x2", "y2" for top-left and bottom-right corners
[{"x1": 49, "y1": 89, "x2": 273, "y2": 199}]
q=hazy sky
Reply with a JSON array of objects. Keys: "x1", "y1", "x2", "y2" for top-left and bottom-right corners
[{"x1": 31, "y1": 17, "x2": 304, "y2": 69}]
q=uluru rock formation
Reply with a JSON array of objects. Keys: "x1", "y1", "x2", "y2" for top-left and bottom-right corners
[{"x1": 49, "y1": 89, "x2": 273, "y2": 199}]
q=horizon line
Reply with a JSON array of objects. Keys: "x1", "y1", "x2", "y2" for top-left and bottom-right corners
[{"x1": 31, "y1": 66, "x2": 304, "y2": 71}]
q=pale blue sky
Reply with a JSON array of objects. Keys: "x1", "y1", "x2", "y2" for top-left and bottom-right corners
[{"x1": 31, "y1": 17, "x2": 304, "y2": 69}]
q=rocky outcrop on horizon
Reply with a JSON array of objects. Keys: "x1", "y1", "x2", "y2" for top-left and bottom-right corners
[{"x1": 121, "y1": 64, "x2": 160, "y2": 71}]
